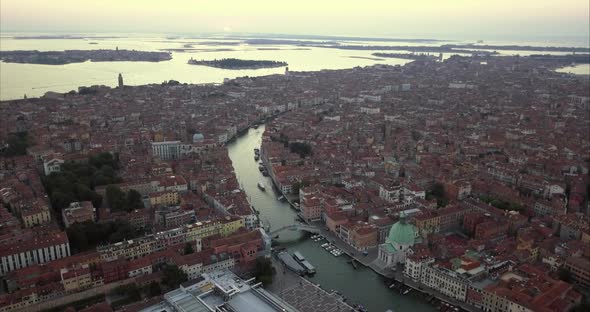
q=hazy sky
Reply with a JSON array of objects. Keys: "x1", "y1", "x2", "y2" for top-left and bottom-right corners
[{"x1": 1, "y1": 0, "x2": 589, "y2": 41}]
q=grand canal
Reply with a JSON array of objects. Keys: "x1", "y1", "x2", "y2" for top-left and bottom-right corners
[{"x1": 227, "y1": 125, "x2": 435, "y2": 312}]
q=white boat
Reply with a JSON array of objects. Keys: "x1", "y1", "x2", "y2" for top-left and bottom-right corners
[{"x1": 257, "y1": 181, "x2": 266, "y2": 191}]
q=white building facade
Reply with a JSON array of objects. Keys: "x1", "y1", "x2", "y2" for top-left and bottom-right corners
[{"x1": 152, "y1": 141, "x2": 181, "y2": 160}]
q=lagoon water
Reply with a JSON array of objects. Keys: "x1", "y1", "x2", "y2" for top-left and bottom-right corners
[
  {"x1": 0, "y1": 35, "x2": 413, "y2": 100},
  {"x1": 1, "y1": 33, "x2": 588, "y2": 100}
]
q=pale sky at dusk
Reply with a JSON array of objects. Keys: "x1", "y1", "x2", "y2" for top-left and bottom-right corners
[{"x1": 1, "y1": 0, "x2": 589, "y2": 41}]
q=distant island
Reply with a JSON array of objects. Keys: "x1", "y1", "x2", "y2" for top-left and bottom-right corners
[
  {"x1": 443, "y1": 44, "x2": 590, "y2": 53},
  {"x1": 0, "y1": 49, "x2": 172, "y2": 65},
  {"x1": 160, "y1": 48, "x2": 234, "y2": 52},
  {"x1": 529, "y1": 54, "x2": 590, "y2": 64},
  {"x1": 372, "y1": 53, "x2": 440, "y2": 60},
  {"x1": 307, "y1": 43, "x2": 590, "y2": 54},
  {"x1": 347, "y1": 56, "x2": 385, "y2": 61},
  {"x1": 13, "y1": 35, "x2": 121, "y2": 40},
  {"x1": 309, "y1": 44, "x2": 500, "y2": 55},
  {"x1": 188, "y1": 58, "x2": 288, "y2": 69}
]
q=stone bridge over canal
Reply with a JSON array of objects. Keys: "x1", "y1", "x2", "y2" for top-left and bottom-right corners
[{"x1": 268, "y1": 223, "x2": 320, "y2": 236}]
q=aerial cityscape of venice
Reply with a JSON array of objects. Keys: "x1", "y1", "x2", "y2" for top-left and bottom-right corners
[{"x1": 0, "y1": 1, "x2": 589, "y2": 312}]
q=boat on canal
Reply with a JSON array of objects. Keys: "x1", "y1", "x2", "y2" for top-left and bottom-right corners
[
  {"x1": 292, "y1": 251, "x2": 316, "y2": 275},
  {"x1": 293, "y1": 251, "x2": 305, "y2": 262},
  {"x1": 258, "y1": 181, "x2": 266, "y2": 191},
  {"x1": 276, "y1": 251, "x2": 305, "y2": 275}
]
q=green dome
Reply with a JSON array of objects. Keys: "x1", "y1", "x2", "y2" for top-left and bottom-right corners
[{"x1": 387, "y1": 214, "x2": 415, "y2": 246}]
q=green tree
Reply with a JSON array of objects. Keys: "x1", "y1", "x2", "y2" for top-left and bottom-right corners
[
  {"x1": 106, "y1": 185, "x2": 127, "y2": 211},
  {"x1": 112, "y1": 283, "x2": 141, "y2": 302},
  {"x1": 569, "y1": 303, "x2": 590, "y2": 312},
  {"x1": 75, "y1": 184, "x2": 103, "y2": 208},
  {"x1": 162, "y1": 265, "x2": 188, "y2": 289},
  {"x1": 66, "y1": 225, "x2": 90, "y2": 251},
  {"x1": 50, "y1": 190, "x2": 76, "y2": 212},
  {"x1": 147, "y1": 282, "x2": 162, "y2": 297},
  {"x1": 184, "y1": 243, "x2": 194, "y2": 255},
  {"x1": 429, "y1": 183, "x2": 445, "y2": 198},
  {"x1": 89, "y1": 152, "x2": 118, "y2": 170},
  {"x1": 253, "y1": 257, "x2": 276, "y2": 286},
  {"x1": 126, "y1": 189, "x2": 144, "y2": 210},
  {"x1": 43, "y1": 153, "x2": 118, "y2": 212},
  {"x1": 436, "y1": 198, "x2": 449, "y2": 208},
  {"x1": 0, "y1": 132, "x2": 33, "y2": 157},
  {"x1": 291, "y1": 181, "x2": 302, "y2": 195},
  {"x1": 426, "y1": 183, "x2": 447, "y2": 208},
  {"x1": 411, "y1": 130, "x2": 423, "y2": 141},
  {"x1": 289, "y1": 142, "x2": 312, "y2": 158},
  {"x1": 66, "y1": 220, "x2": 139, "y2": 253},
  {"x1": 558, "y1": 267, "x2": 573, "y2": 283},
  {"x1": 107, "y1": 221, "x2": 137, "y2": 243}
]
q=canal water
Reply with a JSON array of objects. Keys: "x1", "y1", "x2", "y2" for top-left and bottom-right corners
[{"x1": 227, "y1": 125, "x2": 435, "y2": 312}]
